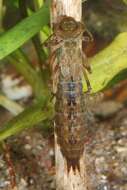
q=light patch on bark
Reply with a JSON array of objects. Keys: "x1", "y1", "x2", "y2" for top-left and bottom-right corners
[
  {"x1": 55, "y1": 135, "x2": 89, "y2": 190},
  {"x1": 51, "y1": 0, "x2": 81, "y2": 23}
]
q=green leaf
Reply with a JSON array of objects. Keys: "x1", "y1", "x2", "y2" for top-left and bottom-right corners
[
  {"x1": 83, "y1": 32, "x2": 127, "y2": 93},
  {"x1": 0, "y1": 103, "x2": 54, "y2": 142},
  {"x1": 123, "y1": 0, "x2": 127, "y2": 4},
  {"x1": 0, "y1": 94, "x2": 23, "y2": 115},
  {"x1": 7, "y1": 49, "x2": 50, "y2": 102},
  {"x1": 6, "y1": 0, "x2": 19, "y2": 8},
  {"x1": 0, "y1": 4, "x2": 50, "y2": 60}
]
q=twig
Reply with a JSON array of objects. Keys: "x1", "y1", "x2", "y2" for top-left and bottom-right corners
[{"x1": 2, "y1": 142, "x2": 17, "y2": 190}]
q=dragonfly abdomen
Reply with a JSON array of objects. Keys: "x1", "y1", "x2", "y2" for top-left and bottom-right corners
[{"x1": 55, "y1": 77, "x2": 86, "y2": 171}]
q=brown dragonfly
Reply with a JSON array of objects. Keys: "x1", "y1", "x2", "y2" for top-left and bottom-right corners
[{"x1": 45, "y1": 15, "x2": 93, "y2": 172}]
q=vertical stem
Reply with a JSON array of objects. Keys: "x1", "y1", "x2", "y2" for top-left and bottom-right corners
[
  {"x1": 8, "y1": 49, "x2": 50, "y2": 103},
  {"x1": 33, "y1": 0, "x2": 44, "y2": 9},
  {"x1": 2, "y1": 142, "x2": 18, "y2": 190},
  {"x1": 19, "y1": 0, "x2": 47, "y2": 73},
  {"x1": 51, "y1": 1, "x2": 90, "y2": 190},
  {"x1": 0, "y1": 0, "x2": 3, "y2": 29}
]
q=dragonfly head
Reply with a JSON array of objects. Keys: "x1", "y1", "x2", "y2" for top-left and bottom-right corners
[
  {"x1": 55, "y1": 16, "x2": 84, "y2": 39},
  {"x1": 60, "y1": 17, "x2": 78, "y2": 32}
]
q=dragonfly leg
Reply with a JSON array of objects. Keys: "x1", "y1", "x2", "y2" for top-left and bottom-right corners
[
  {"x1": 82, "y1": 29, "x2": 93, "y2": 42},
  {"x1": 48, "y1": 49, "x2": 60, "y2": 94},
  {"x1": 43, "y1": 33, "x2": 63, "y2": 49},
  {"x1": 83, "y1": 68, "x2": 92, "y2": 93},
  {"x1": 42, "y1": 34, "x2": 54, "y2": 48},
  {"x1": 48, "y1": 49, "x2": 57, "y2": 69},
  {"x1": 81, "y1": 50, "x2": 92, "y2": 74},
  {"x1": 50, "y1": 92, "x2": 56, "y2": 101}
]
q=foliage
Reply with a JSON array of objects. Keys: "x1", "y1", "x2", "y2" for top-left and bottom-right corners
[
  {"x1": 0, "y1": 4, "x2": 50, "y2": 60},
  {"x1": 123, "y1": 0, "x2": 127, "y2": 4},
  {"x1": 86, "y1": 33, "x2": 127, "y2": 93},
  {"x1": 5, "y1": 0, "x2": 19, "y2": 7},
  {"x1": 0, "y1": 103, "x2": 54, "y2": 141}
]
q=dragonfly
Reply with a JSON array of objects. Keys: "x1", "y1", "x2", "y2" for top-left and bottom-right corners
[{"x1": 45, "y1": 15, "x2": 93, "y2": 171}]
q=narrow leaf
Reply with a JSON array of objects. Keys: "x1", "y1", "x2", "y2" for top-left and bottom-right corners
[
  {"x1": 0, "y1": 4, "x2": 50, "y2": 60},
  {"x1": 0, "y1": 104, "x2": 54, "y2": 141},
  {"x1": 0, "y1": 94, "x2": 23, "y2": 115},
  {"x1": 84, "y1": 32, "x2": 127, "y2": 93}
]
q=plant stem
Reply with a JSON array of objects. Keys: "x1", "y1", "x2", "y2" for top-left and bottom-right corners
[
  {"x1": 8, "y1": 49, "x2": 50, "y2": 103},
  {"x1": 18, "y1": 0, "x2": 47, "y2": 74},
  {"x1": 0, "y1": 94, "x2": 23, "y2": 115},
  {"x1": 0, "y1": 0, "x2": 3, "y2": 29},
  {"x1": 2, "y1": 142, "x2": 17, "y2": 189},
  {"x1": 33, "y1": 0, "x2": 44, "y2": 9},
  {"x1": 0, "y1": 103, "x2": 54, "y2": 142}
]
